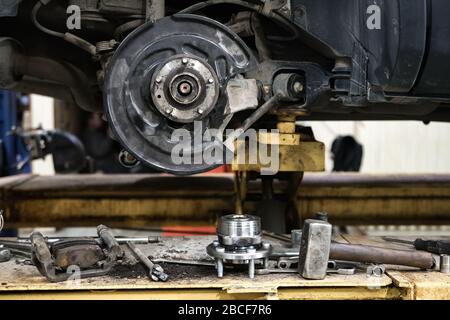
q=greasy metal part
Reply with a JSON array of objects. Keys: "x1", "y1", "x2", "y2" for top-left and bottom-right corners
[
  {"x1": 225, "y1": 78, "x2": 260, "y2": 114},
  {"x1": 97, "y1": 224, "x2": 123, "y2": 261},
  {"x1": 329, "y1": 243, "x2": 435, "y2": 270},
  {"x1": 126, "y1": 242, "x2": 168, "y2": 282},
  {"x1": 105, "y1": 14, "x2": 257, "y2": 174},
  {"x1": 151, "y1": 55, "x2": 219, "y2": 123},
  {"x1": 440, "y1": 255, "x2": 450, "y2": 274},
  {"x1": 207, "y1": 214, "x2": 271, "y2": 278},
  {"x1": 30, "y1": 225, "x2": 124, "y2": 283},
  {"x1": 298, "y1": 219, "x2": 332, "y2": 280},
  {"x1": 52, "y1": 240, "x2": 104, "y2": 269},
  {"x1": 207, "y1": 241, "x2": 271, "y2": 279}
]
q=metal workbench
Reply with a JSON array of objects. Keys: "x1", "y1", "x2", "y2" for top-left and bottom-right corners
[{"x1": 0, "y1": 235, "x2": 449, "y2": 300}]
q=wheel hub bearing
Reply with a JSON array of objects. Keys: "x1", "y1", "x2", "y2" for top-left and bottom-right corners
[
  {"x1": 151, "y1": 55, "x2": 219, "y2": 123},
  {"x1": 207, "y1": 214, "x2": 272, "y2": 279}
]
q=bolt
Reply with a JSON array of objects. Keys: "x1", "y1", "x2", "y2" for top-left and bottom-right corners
[
  {"x1": 293, "y1": 82, "x2": 304, "y2": 94},
  {"x1": 208, "y1": 78, "x2": 214, "y2": 84},
  {"x1": 217, "y1": 258, "x2": 224, "y2": 277},
  {"x1": 197, "y1": 109, "x2": 204, "y2": 115},
  {"x1": 165, "y1": 108, "x2": 173, "y2": 114},
  {"x1": 249, "y1": 259, "x2": 255, "y2": 279},
  {"x1": 213, "y1": 240, "x2": 219, "y2": 247},
  {"x1": 156, "y1": 77, "x2": 162, "y2": 83},
  {"x1": 182, "y1": 58, "x2": 188, "y2": 64}
]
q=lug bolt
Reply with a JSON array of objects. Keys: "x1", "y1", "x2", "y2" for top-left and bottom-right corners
[
  {"x1": 208, "y1": 78, "x2": 214, "y2": 84},
  {"x1": 165, "y1": 108, "x2": 173, "y2": 114},
  {"x1": 247, "y1": 248, "x2": 256, "y2": 279},
  {"x1": 156, "y1": 77, "x2": 162, "y2": 83},
  {"x1": 197, "y1": 109, "x2": 204, "y2": 115},
  {"x1": 182, "y1": 58, "x2": 188, "y2": 64},
  {"x1": 293, "y1": 82, "x2": 304, "y2": 93}
]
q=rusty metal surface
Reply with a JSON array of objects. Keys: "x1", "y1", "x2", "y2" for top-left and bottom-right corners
[{"x1": 2, "y1": 173, "x2": 450, "y2": 227}]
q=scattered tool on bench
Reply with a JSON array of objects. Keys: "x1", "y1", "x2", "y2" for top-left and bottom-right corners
[
  {"x1": 126, "y1": 242, "x2": 168, "y2": 282},
  {"x1": 298, "y1": 213, "x2": 438, "y2": 280}
]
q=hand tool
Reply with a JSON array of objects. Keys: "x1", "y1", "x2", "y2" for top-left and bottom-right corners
[
  {"x1": 298, "y1": 215, "x2": 437, "y2": 280},
  {"x1": 126, "y1": 242, "x2": 168, "y2": 282},
  {"x1": 383, "y1": 237, "x2": 450, "y2": 255},
  {"x1": 298, "y1": 218, "x2": 332, "y2": 280},
  {"x1": 256, "y1": 263, "x2": 356, "y2": 276},
  {"x1": 151, "y1": 258, "x2": 216, "y2": 267},
  {"x1": 1, "y1": 236, "x2": 161, "y2": 245}
]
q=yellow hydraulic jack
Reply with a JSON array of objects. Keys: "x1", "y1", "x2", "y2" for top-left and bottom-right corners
[{"x1": 232, "y1": 116, "x2": 325, "y2": 232}]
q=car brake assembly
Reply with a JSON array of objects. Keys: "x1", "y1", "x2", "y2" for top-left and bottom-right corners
[{"x1": 30, "y1": 225, "x2": 123, "y2": 283}]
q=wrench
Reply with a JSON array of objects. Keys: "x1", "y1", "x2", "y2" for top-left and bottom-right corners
[{"x1": 127, "y1": 242, "x2": 168, "y2": 282}]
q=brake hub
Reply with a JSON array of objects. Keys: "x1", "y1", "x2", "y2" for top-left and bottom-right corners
[
  {"x1": 207, "y1": 214, "x2": 272, "y2": 279},
  {"x1": 104, "y1": 14, "x2": 256, "y2": 174},
  {"x1": 151, "y1": 55, "x2": 219, "y2": 123}
]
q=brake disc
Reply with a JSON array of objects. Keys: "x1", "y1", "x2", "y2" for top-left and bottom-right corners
[{"x1": 104, "y1": 14, "x2": 257, "y2": 174}]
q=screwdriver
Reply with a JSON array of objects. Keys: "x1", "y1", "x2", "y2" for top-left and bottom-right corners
[{"x1": 383, "y1": 237, "x2": 450, "y2": 255}]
